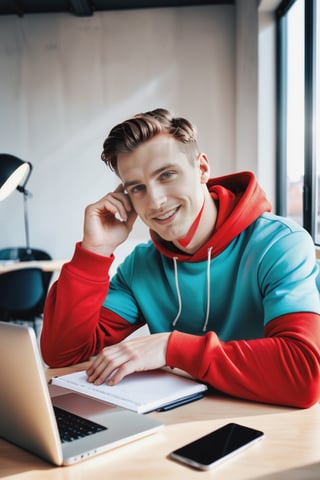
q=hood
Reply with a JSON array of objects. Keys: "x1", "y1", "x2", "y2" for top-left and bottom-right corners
[{"x1": 150, "y1": 171, "x2": 272, "y2": 262}]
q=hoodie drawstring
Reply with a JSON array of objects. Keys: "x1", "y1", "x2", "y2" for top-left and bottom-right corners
[
  {"x1": 202, "y1": 246, "x2": 212, "y2": 331},
  {"x1": 171, "y1": 247, "x2": 213, "y2": 332},
  {"x1": 171, "y1": 257, "x2": 182, "y2": 327}
]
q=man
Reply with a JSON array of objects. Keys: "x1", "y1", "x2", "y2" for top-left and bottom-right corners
[{"x1": 41, "y1": 108, "x2": 320, "y2": 408}]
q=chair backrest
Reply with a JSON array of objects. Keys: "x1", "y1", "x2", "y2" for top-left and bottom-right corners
[
  {"x1": 0, "y1": 247, "x2": 51, "y2": 261},
  {"x1": 0, "y1": 268, "x2": 44, "y2": 321},
  {"x1": 0, "y1": 247, "x2": 53, "y2": 309},
  {"x1": 0, "y1": 247, "x2": 53, "y2": 316}
]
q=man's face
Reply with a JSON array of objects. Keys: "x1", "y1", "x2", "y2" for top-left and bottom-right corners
[{"x1": 117, "y1": 134, "x2": 209, "y2": 244}]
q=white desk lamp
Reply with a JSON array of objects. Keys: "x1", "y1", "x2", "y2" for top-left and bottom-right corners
[{"x1": 0, "y1": 153, "x2": 33, "y2": 256}]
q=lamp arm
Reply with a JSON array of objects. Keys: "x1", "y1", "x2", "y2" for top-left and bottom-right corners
[
  {"x1": 16, "y1": 161, "x2": 33, "y2": 255},
  {"x1": 23, "y1": 192, "x2": 31, "y2": 255}
]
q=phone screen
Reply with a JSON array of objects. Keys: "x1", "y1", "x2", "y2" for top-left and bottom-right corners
[{"x1": 169, "y1": 423, "x2": 264, "y2": 470}]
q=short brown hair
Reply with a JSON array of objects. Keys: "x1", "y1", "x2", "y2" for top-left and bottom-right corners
[{"x1": 101, "y1": 108, "x2": 199, "y2": 174}]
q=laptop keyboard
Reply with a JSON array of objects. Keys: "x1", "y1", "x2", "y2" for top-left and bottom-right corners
[{"x1": 53, "y1": 406, "x2": 107, "y2": 443}]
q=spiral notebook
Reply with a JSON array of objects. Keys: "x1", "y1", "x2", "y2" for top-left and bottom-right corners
[{"x1": 51, "y1": 368, "x2": 208, "y2": 414}]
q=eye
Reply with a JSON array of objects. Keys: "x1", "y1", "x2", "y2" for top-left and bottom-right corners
[
  {"x1": 160, "y1": 171, "x2": 176, "y2": 181},
  {"x1": 129, "y1": 184, "x2": 145, "y2": 194}
]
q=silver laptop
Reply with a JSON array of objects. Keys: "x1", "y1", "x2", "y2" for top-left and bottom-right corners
[{"x1": 0, "y1": 322, "x2": 163, "y2": 466}]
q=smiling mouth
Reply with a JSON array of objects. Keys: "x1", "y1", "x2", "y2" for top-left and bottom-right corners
[{"x1": 153, "y1": 206, "x2": 180, "y2": 222}]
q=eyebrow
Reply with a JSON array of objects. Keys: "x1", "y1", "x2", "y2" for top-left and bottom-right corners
[{"x1": 123, "y1": 163, "x2": 178, "y2": 190}]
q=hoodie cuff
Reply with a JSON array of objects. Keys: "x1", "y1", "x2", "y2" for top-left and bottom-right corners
[
  {"x1": 64, "y1": 242, "x2": 115, "y2": 281},
  {"x1": 166, "y1": 330, "x2": 211, "y2": 377}
]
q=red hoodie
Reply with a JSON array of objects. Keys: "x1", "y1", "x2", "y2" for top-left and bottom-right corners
[{"x1": 41, "y1": 172, "x2": 320, "y2": 408}]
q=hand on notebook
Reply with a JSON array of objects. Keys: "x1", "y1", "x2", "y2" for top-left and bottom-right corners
[{"x1": 86, "y1": 333, "x2": 170, "y2": 386}]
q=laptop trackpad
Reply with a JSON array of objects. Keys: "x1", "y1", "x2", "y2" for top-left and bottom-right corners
[{"x1": 52, "y1": 392, "x2": 122, "y2": 423}]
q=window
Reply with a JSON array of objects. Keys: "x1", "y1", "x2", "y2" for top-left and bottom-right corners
[
  {"x1": 316, "y1": 0, "x2": 320, "y2": 243},
  {"x1": 276, "y1": 0, "x2": 319, "y2": 243}
]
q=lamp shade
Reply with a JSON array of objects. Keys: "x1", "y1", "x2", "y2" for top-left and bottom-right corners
[{"x1": 0, "y1": 154, "x2": 31, "y2": 201}]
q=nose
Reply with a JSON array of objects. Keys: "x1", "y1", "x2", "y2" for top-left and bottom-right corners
[{"x1": 147, "y1": 184, "x2": 167, "y2": 210}]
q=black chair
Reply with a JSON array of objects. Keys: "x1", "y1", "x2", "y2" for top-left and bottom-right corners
[
  {"x1": 0, "y1": 248, "x2": 53, "y2": 331},
  {"x1": 0, "y1": 268, "x2": 45, "y2": 331}
]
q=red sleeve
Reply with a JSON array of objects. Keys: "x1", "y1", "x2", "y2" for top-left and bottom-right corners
[
  {"x1": 166, "y1": 312, "x2": 320, "y2": 408},
  {"x1": 40, "y1": 243, "x2": 143, "y2": 367}
]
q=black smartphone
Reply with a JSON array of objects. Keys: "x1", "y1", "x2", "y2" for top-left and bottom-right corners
[{"x1": 169, "y1": 423, "x2": 264, "y2": 470}]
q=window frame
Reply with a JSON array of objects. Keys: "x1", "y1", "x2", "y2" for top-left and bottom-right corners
[{"x1": 276, "y1": 0, "x2": 318, "y2": 242}]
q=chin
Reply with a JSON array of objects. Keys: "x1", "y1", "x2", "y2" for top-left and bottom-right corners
[
  {"x1": 157, "y1": 229, "x2": 188, "y2": 243},
  {"x1": 148, "y1": 218, "x2": 190, "y2": 242}
]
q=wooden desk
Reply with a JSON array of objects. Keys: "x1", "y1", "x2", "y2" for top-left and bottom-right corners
[
  {"x1": 0, "y1": 259, "x2": 65, "y2": 273},
  {"x1": 1, "y1": 362, "x2": 319, "y2": 480}
]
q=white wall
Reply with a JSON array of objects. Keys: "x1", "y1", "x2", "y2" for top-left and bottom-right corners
[
  {"x1": 0, "y1": 1, "x2": 278, "y2": 262},
  {"x1": 258, "y1": 8, "x2": 277, "y2": 205},
  {"x1": 0, "y1": 5, "x2": 237, "y2": 260},
  {"x1": 235, "y1": 0, "x2": 258, "y2": 173}
]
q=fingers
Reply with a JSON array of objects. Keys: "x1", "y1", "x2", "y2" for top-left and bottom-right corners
[
  {"x1": 85, "y1": 334, "x2": 169, "y2": 387},
  {"x1": 107, "y1": 363, "x2": 134, "y2": 386},
  {"x1": 87, "y1": 342, "x2": 138, "y2": 386},
  {"x1": 101, "y1": 187, "x2": 133, "y2": 223},
  {"x1": 82, "y1": 184, "x2": 137, "y2": 256},
  {"x1": 88, "y1": 360, "x2": 136, "y2": 387},
  {"x1": 86, "y1": 184, "x2": 132, "y2": 222}
]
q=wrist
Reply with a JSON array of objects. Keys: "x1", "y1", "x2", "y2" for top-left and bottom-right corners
[
  {"x1": 81, "y1": 241, "x2": 115, "y2": 257},
  {"x1": 70, "y1": 242, "x2": 115, "y2": 279}
]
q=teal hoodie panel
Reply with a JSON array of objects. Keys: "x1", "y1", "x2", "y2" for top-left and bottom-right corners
[{"x1": 103, "y1": 212, "x2": 319, "y2": 341}]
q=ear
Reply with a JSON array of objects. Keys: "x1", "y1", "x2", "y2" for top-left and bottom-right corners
[{"x1": 197, "y1": 153, "x2": 210, "y2": 184}]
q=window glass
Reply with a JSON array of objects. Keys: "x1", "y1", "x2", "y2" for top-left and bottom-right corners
[
  {"x1": 316, "y1": 1, "x2": 320, "y2": 243},
  {"x1": 286, "y1": 0, "x2": 304, "y2": 227}
]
